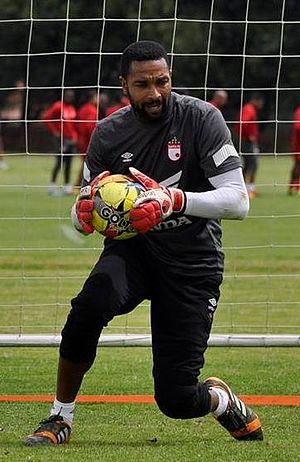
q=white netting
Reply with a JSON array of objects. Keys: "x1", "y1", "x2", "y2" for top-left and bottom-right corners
[{"x1": 0, "y1": 0, "x2": 299, "y2": 346}]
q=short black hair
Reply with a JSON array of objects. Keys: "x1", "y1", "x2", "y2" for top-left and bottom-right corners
[{"x1": 120, "y1": 40, "x2": 169, "y2": 78}]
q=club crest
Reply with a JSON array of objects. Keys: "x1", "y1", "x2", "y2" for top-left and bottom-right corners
[{"x1": 167, "y1": 137, "x2": 181, "y2": 161}]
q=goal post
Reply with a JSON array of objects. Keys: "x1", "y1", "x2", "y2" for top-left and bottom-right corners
[
  {"x1": 0, "y1": 0, "x2": 299, "y2": 347},
  {"x1": 1, "y1": 334, "x2": 300, "y2": 348}
]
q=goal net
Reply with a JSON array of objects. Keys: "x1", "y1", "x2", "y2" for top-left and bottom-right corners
[{"x1": 0, "y1": 0, "x2": 299, "y2": 346}]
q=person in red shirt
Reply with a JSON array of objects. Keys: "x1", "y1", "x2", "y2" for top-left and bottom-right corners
[
  {"x1": 43, "y1": 89, "x2": 78, "y2": 195},
  {"x1": 105, "y1": 94, "x2": 130, "y2": 117},
  {"x1": 75, "y1": 90, "x2": 101, "y2": 188},
  {"x1": 288, "y1": 106, "x2": 300, "y2": 195},
  {"x1": 234, "y1": 93, "x2": 264, "y2": 199},
  {"x1": 208, "y1": 90, "x2": 228, "y2": 112}
]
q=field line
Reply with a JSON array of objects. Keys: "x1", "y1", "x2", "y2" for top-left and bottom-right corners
[{"x1": 0, "y1": 394, "x2": 299, "y2": 406}]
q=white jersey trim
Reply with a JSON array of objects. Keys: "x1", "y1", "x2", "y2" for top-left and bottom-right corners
[
  {"x1": 213, "y1": 144, "x2": 239, "y2": 167},
  {"x1": 160, "y1": 170, "x2": 182, "y2": 188},
  {"x1": 83, "y1": 162, "x2": 91, "y2": 183}
]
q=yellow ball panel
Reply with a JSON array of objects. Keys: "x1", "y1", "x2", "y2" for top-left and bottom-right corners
[
  {"x1": 100, "y1": 182, "x2": 129, "y2": 209},
  {"x1": 114, "y1": 229, "x2": 137, "y2": 240},
  {"x1": 123, "y1": 186, "x2": 138, "y2": 210},
  {"x1": 91, "y1": 209, "x2": 108, "y2": 232}
]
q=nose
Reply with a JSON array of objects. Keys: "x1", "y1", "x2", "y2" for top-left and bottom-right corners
[{"x1": 147, "y1": 84, "x2": 161, "y2": 100}]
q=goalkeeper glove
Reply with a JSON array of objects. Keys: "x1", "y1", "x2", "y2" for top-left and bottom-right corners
[
  {"x1": 129, "y1": 167, "x2": 186, "y2": 234},
  {"x1": 71, "y1": 171, "x2": 110, "y2": 234}
]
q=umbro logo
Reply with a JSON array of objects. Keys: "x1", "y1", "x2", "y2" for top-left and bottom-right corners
[
  {"x1": 121, "y1": 152, "x2": 133, "y2": 162},
  {"x1": 208, "y1": 298, "x2": 217, "y2": 312}
]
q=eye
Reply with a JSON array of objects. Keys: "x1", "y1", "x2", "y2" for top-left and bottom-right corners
[
  {"x1": 157, "y1": 78, "x2": 169, "y2": 87},
  {"x1": 135, "y1": 81, "x2": 147, "y2": 88}
]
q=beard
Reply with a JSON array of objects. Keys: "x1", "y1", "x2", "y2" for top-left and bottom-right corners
[{"x1": 128, "y1": 93, "x2": 169, "y2": 121}]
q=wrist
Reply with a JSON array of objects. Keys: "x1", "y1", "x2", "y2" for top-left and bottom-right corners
[
  {"x1": 169, "y1": 188, "x2": 186, "y2": 213},
  {"x1": 71, "y1": 201, "x2": 94, "y2": 235},
  {"x1": 71, "y1": 203, "x2": 84, "y2": 232}
]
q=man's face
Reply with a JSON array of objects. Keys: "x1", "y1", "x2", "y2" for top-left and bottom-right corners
[{"x1": 121, "y1": 58, "x2": 171, "y2": 120}]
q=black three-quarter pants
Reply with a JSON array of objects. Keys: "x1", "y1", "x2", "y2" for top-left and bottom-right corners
[{"x1": 60, "y1": 237, "x2": 223, "y2": 419}]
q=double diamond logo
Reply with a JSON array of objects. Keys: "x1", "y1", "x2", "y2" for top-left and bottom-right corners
[{"x1": 121, "y1": 152, "x2": 133, "y2": 162}]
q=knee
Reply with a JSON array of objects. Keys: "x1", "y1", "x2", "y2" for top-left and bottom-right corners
[
  {"x1": 154, "y1": 380, "x2": 211, "y2": 419},
  {"x1": 155, "y1": 385, "x2": 191, "y2": 419},
  {"x1": 60, "y1": 284, "x2": 108, "y2": 363},
  {"x1": 60, "y1": 314, "x2": 102, "y2": 363}
]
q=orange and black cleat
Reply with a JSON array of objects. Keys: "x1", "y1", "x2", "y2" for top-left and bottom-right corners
[
  {"x1": 24, "y1": 414, "x2": 71, "y2": 445},
  {"x1": 205, "y1": 377, "x2": 263, "y2": 441}
]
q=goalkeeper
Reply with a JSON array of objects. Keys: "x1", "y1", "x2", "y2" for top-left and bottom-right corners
[{"x1": 25, "y1": 40, "x2": 263, "y2": 445}]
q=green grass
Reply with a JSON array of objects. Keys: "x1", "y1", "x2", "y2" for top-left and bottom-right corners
[
  {"x1": 0, "y1": 154, "x2": 300, "y2": 460},
  {"x1": 0, "y1": 347, "x2": 300, "y2": 461}
]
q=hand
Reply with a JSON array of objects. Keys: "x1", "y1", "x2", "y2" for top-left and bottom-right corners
[
  {"x1": 129, "y1": 167, "x2": 185, "y2": 233},
  {"x1": 71, "y1": 171, "x2": 110, "y2": 234}
]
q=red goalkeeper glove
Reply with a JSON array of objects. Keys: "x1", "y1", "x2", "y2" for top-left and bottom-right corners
[
  {"x1": 71, "y1": 171, "x2": 110, "y2": 234},
  {"x1": 129, "y1": 167, "x2": 186, "y2": 234}
]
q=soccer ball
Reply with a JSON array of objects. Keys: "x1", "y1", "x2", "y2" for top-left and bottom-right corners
[{"x1": 91, "y1": 174, "x2": 145, "y2": 240}]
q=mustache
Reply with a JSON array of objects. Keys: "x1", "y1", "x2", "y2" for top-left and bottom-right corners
[{"x1": 143, "y1": 98, "x2": 162, "y2": 105}]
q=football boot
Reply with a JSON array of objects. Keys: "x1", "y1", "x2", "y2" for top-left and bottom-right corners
[
  {"x1": 205, "y1": 376, "x2": 263, "y2": 440},
  {"x1": 24, "y1": 414, "x2": 71, "y2": 445}
]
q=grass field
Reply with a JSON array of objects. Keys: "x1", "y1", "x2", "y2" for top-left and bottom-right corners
[
  {"x1": 0, "y1": 154, "x2": 300, "y2": 461},
  {"x1": 0, "y1": 347, "x2": 300, "y2": 461}
]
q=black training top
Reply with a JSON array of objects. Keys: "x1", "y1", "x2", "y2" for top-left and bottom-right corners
[{"x1": 84, "y1": 91, "x2": 242, "y2": 275}]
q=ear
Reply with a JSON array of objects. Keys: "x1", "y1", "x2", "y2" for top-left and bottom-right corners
[{"x1": 120, "y1": 76, "x2": 128, "y2": 96}]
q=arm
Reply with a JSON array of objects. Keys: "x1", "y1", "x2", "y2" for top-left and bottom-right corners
[
  {"x1": 70, "y1": 125, "x2": 110, "y2": 234},
  {"x1": 129, "y1": 167, "x2": 249, "y2": 234},
  {"x1": 43, "y1": 102, "x2": 61, "y2": 136},
  {"x1": 185, "y1": 167, "x2": 249, "y2": 220}
]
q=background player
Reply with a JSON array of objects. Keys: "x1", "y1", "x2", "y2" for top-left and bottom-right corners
[
  {"x1": 43, "y1": 89, "x2": 78, "y2": 196},
  {"x1": 288, "y1": 104, "x2": 300, "y2": 195},
  {"x1": 25, "y1": 40, "x2": 263, "y2": 446},
  {"x1": 75, "y1": 90, "x2": 102, "y2": 189},
  {"x1": 208, "y1": 90, "x2": 228, "y2": 113},
  {"x1": 234, "y1": 93, "x2": 264, "y2": 199},
  {"x1": 105, "y1": 93, "x2": 130, "y2": 117}
]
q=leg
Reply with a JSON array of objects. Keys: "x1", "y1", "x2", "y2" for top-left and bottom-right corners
[
  {"x1": 51, "y1": 155, "x2": 61, "y2": 183},
  {"x1": 75, "y1": 155, "x2": 85, "y2": 188},
  {"x1": 288, "y1": 154, "x2": 300, "y2": 194},
  {"x1": 58, "y1": 238, "x2": 150, "y2": 400},
  {"x1": 56, "y1": 357, "x2": 92, "y2": 403},
  {"x1": 63, "y1": 154, "x2": 72, "y2": 185},
  {"x1": 151, "y1": 268, "x2": 222, "y2": 419},
  {"x1": 243, "y1": 154, "x2": 258, "y2": 199},
  {"x1": 150, "y1": 266, "x2": 263, "y2": 440},
  {"x1": 48, "y1": 138, "x2": 62, "y2": 195},
  {"x1": 62, "y1": 140, "x2": 75, "y2": 193},
  {"x1": 25, "y1": 238, "x2": 150, "y2": 445},
  {"x1": 62, "y1": 154, "x2": 73, "y2": 194},
  {"x1": 0, "y1": 132, "x2": 8, "y2": 170}
]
